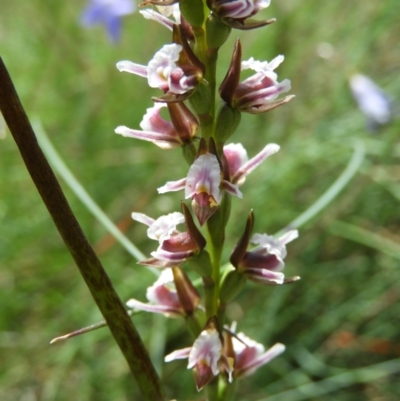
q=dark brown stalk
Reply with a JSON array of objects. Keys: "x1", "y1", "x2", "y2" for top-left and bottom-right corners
[{"x1": 0, "y1": 58, "x2": 165, "y2": 401}]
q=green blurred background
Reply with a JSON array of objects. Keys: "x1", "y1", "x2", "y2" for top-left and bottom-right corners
[{"x1": 1, "y1": 0, "x2": 400, "y2": 400}]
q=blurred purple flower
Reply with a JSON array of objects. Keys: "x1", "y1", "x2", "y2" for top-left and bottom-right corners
[
  {"x1": 81, "y1": 0, "x2": 135, "y2": 42},
  {"x1": 349, "y1": 74, "x2": 392, "y2": 132}
]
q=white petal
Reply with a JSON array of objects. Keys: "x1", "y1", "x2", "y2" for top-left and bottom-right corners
[
  {"x1": 188, "y1": 328, "x2": 222, "y2": 376},
  {"x1": 115, "y1": 125, "x2": 180, "y2": 149},
  {"x1": 116, "y1": 61, "x2": 148, "y2": 77},
  {"x1": 231, "y1": 143, "x2": 279, "y2": 185},
  {"x1": 147, "y1": 44, "x2": 182, "y2": 89},
  {"x1": 185, "y1": 154, "x2": 222, "y2": 203},
  {"x1": 158, "y1": 178, "x2": 187, "y2": 194},
  {"x1": 139, "y1": 9, "x2": 174, "y2": 30},
  {"x1": 279, "y1": 229, "x2": 298, "y2": 245},
  {"x1": 165, "y1": 347, "x2": 192, "y2": 362},
  {"x1": 131, "y1": 212, "x2": 155, "y2": 226},
  {"x1": 147, "y1": 212, "x2": 185, "y2": 241}
]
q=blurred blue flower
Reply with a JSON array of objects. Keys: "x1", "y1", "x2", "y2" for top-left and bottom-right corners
[
  {"x1": 81, "y1": 0, "x2": 135, "y2": 43},
  {"x1": 349, "y1": 73, "x2": 393, "y2": 132}
]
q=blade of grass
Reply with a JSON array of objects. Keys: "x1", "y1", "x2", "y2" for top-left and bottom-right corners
[
  {"x1": 257, "y1": 358, "x2": 400, "y2": 401},
  {"x1": 32, "y1": 120, "x2": 159, "y2": 272},
  {"x1": 328, "y1": 220, "x2": 400, "y2": 260}
]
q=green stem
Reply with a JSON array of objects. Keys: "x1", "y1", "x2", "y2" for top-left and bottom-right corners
[
  {"x1": 205, "y1": 377, "x2": 220, "y2": 401},
  {"x1": 206, "y1": 47, "x2": 219, "y2": 124},
  {"x1": 219, "y1": 378, "x2": 236, "y2": 401},
  {"x1": 0, "y1": 58, "x2": 165, "y2": 401},
  {"x1": 203, "y1": 275, "x2": 217, "y2": 318},
  {"x1": 193, "y1": 26, "x2": 207, "y2": 66}
]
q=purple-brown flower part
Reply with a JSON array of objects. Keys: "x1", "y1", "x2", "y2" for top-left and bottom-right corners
[
  {"x1": 212, "y1": 0, "x2": 271, "y2": 20},
  {"x1": 219, "y1": 39, "x2": 242, "y2": 105}
]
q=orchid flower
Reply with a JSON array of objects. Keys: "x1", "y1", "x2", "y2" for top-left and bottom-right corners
[
  {"x1": 228, "y1": 329, "x2": 285, "y2": 378},
  {"x1": 132, "y1": 211, "x2": 205, "y2": 267},
  {"x1": 81, "y1": 0, "x2": 135, "y2": 42},
  {"x1": 230, "y1": 212, "x2": 299, "y2": 285},
  {"x1": 165, "y1": 323, "x2": 223, "y2": 391},
  {"x1": 115, "y1": 102, "x2": 193, "y2": 149},
  {"x1": 234, "y1": 56, "x2": 293, "y2": 113},
  {"x1": 239, "y1": 230, "x2": 299, "y2": 284},
  {"x1": 127, "y1": 267, "x2": 200, "y2": 317},
  {"x1": 158, "y1": 153, "x2": 242, "y2": 225},
  {"x1": 117, "y1": 44, "x2": 199, "y2": 94},
  {"x1": 223, "y1": 142, "x2": 280, "y2": 185}
]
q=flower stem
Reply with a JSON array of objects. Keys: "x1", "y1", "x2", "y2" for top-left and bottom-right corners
[{"x1": 205, "y1": 377, "x2": 220, "y2": 401}]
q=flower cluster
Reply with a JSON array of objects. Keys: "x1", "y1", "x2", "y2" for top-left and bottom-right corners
[{"x1": 115, "y1": 0, "x2": 299, "y2": 397}]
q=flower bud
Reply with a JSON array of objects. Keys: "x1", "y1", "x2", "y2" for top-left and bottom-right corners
[
  {"x1": 187, "y1": 249, "x2": 213, "y2": 277},
  {"x1": 214, "y1": 102, "x2": 242, "y2": 144},
  {"x1": 219, "y1": 269, "x2": 246, "y2": 304},
  {"x1": 172, "y1": 266, "x2": 201, "y2": 315},
  {"x1": 189, "y1": 81, "x2": 212, "y2": 116},
  {"x1": 230, "y1": 210, "x2": 254, "y2": 269},
  {"x1": 220, "y1": 39, "x2": 242, "y2": 105},
  {"x1": 206, "y1": 14, "x2": 232, "y2": 49},
  {"x1": 167, "y1": 101, "x2": 199, "y2": 143},
  {"x1": 179, "y1": 0, "x2": 205, "y2": 27}
]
